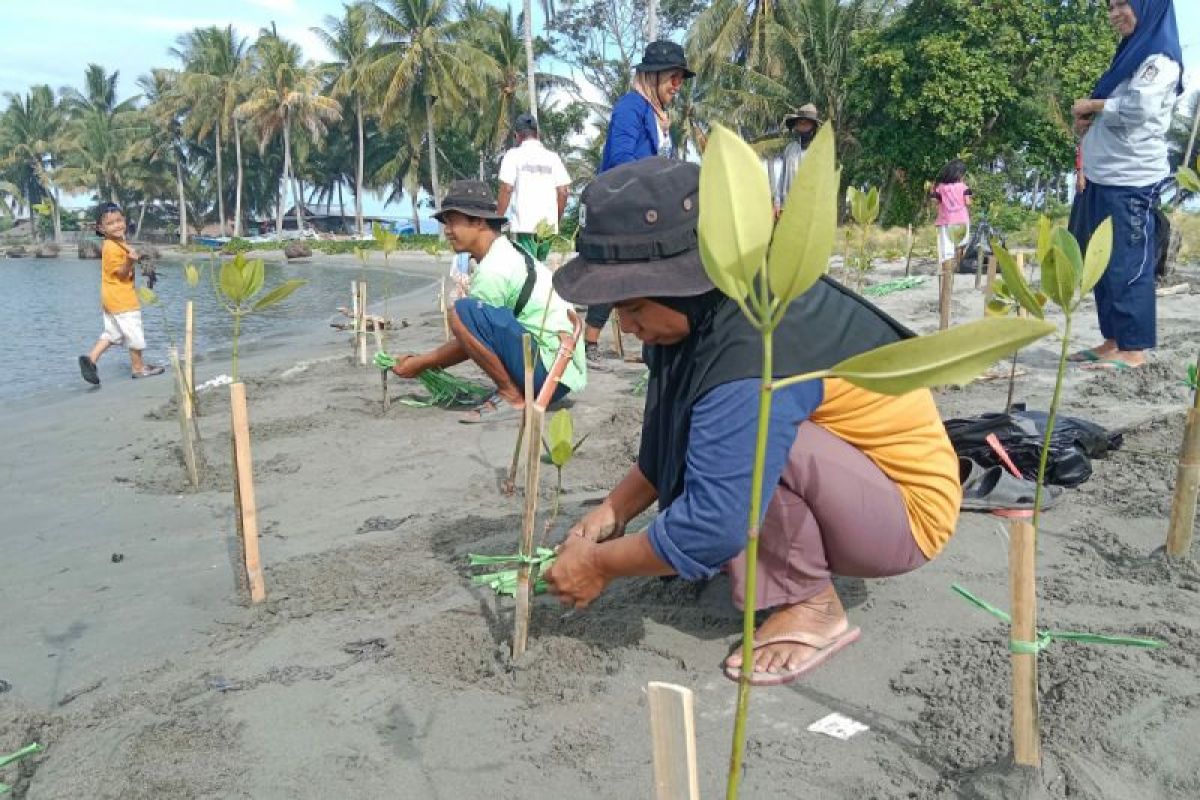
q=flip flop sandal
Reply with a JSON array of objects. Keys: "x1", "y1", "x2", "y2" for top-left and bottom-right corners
[
  {"x1": 1067, "y1": 348, "x2": 1103, "y2": 363},
  {"x1": 459, "y1": 396, "x2": 524, "y2": 425},
  {"x1": 1081, "y1": 358, "x2": 1143, "y2": 372},
  {"x1": 723, "y1": 627, "x2": 862, "y2": 687},
  {"x1": 132, "y1": 365, "x2": 165, "y2": 379},
  {"x1": 78, "y1": 355, "x2": 100, "y2": 385},
  {"x1": 959, "y1": 457, "x2": 1062, "y2": 512}
]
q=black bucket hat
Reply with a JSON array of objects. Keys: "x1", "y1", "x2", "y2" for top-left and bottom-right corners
[
  {"x1": 433, "y1": 179, "x2": 506, "y2": 223},
  {"x1": 634, "y1": 40, "x2": 695, "y2": 79},
  {"x1": 513, "y1": 112, "x2": 537, "y2": 133},
  {"x1": 554, "y1": 158, "x2": 712, "y2": 305}
]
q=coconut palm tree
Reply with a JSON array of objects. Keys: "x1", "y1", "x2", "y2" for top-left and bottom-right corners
[
  {"x1": 312, "y1": 2, "x2": 374, "y2": 236},
  {"x1": 58, "y1": 64, "x2": 139, "y2": 205},
  {"x1": 130, "y1": 69, "x2": 191, "y2": 244},
  {"x1": 366, "y1": 0, "x2": 492, "y2": 210},
  {"x1": 237, "y1": 29, "x2": 342, "y2": 237},
  {"x1": 687, "y1": 0, "x2": 779, "y2": 77},
  {"x1": 0, "y1": 85, "x2": 65, "y2": 242},
  {"x1": 172, "y1": 26, "x2": 249, "y2": 237}
]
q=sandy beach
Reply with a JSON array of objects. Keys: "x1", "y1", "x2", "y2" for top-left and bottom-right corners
[{"x1": 2, "y1": 254, "x2": 1199, "y2": 799}]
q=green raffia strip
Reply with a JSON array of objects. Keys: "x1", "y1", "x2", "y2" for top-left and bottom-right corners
[
  {"x1": 952, "y1": 584, "x2": 1166, "y2": 654},
  {"x1": 402, "y1": 369, "x2": 493, "y2": 408},
  {"x1": 1, "y1": 743, "x2": 43, "y2": 794},
  {"x1": 469, "y1": 548, "x2": 557, "y2": 597},
  {"x1": 862, "y1": 276, "x2": 928, "y2": 297}
]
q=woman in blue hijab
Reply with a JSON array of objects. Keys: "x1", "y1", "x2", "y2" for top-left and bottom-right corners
[{"x1": 1067, "y1": 0, "x2": 1182, "y2": 370}]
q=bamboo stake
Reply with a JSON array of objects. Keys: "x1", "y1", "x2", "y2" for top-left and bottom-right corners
[
  {"x1": 974, "y1": 241, "x2": 985, "y2": 289},
  {"x1": 372, "y1": 327, "x2": 389, "y2": 413},
  {"x1": 983, "y1": 254, "x2": 1001, "y2": 309},
  {"x1": 939, "y1": 259, "x2": 954, "y2": 330},
  {"x1": 611, "y1": 311, "x2": 626, "y2": 360},
  {"x1": 1009, "y1": 518, "x2": 1040, "y2": 766},
  {"x1": 1166, "y1": 395, "x2": 1200, "y2": 557},
  {"x1": 513, "y1": 334, "x2": 541, "y2": 658},
  {"x1": 903, "y1": 223, "x2": 915, "y2": 277},
  {"x1": 168, "y1": 347, "x2": 200, "y2": 489},
  {"x1": 230, "y1": 382, "x2": 266, "y2": 604},
  {"x1": 439, "y1": 278, "x2": 451, "y2": 341},
  {"x1": 356, "y1": 280, "x2": 368, "y2": 365},
  {"x1": 647, "y1": 682, "x2": 701, "y2": 800},
  {"x1": 184, "y1": 300, "x2": 198, "y2": 417}
]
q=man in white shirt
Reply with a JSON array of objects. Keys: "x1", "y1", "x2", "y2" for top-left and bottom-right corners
[
  {"x1": 774, "y1": 104, "x2": 821, "y2": 219},
  {"x1": 496, "y1": 113, "x2": 571, "y2": 261}
]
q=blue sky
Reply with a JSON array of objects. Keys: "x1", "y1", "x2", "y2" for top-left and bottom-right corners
[{"x1": 3, "y1": 0, "x2": 1199, "y2": 219}]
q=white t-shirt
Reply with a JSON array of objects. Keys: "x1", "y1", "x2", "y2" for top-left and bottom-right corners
[{"x1": 498, "y1": 139, "x2": 571, "y2": 234}]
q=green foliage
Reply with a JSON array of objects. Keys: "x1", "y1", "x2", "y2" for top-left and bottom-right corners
[
  {"x1": 218, "y1": 235, "x2": 443, "y2": 256},
  {"x1": 845, "y1": 184, "x2": 880, "y2": 288},
  {"x1": 211, "y1": 253, "x2": 306, "y2": 381},
  {"x1": 546, "y1": 409, "x2": 589, "y2": 469},
  {"x1": 1185, "y1": 363, "x2": 1198, "y2": 393}
]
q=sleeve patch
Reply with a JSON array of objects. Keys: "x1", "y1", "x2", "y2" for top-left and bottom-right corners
[{"x1": 1137, "y1": 62, "x2": 1159, "y2": 84}]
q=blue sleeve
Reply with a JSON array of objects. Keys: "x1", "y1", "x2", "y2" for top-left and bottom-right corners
[
  {"x1": 647, "y1": 378, "x2": 824, "y2": 581},
  {"x1": 602, "y1": 96, "x2": 647, "y2": 171}
]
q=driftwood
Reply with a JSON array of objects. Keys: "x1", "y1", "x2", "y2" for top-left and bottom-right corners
[{"x1": 330, "y1": 306, "x2": 403, "y2": 332}]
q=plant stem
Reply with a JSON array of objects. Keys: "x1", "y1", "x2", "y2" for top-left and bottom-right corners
[
  {"x1": 232, "y1": 311, "x2": 242, "y2": 383},
  {"x1": 726, "y1": 327, "x2": 774, "y2": 800},
  {"x1": 1031, "y1": 314, "x2": 1071, "y2": 533}
]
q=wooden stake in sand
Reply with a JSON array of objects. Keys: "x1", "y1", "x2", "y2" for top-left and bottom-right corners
[
  {"x1": 355, "y1": 281, "x2": 369, "y2": 366},
  {"x1": 230, "y1": 382, "x2": 266, "y2": 603},
  {"x1": 1008, "y1": 518, "x2": 1040, "y2": 766},
  {"x1": 982, "y1": 253, "x2": 1002, "y2": 310},
  {"x1": 184, "y1": 300, "x2": 198, "y2": 417},
  {"x1": 513, "y1": 334, "x2": 543, "y2": 658},
  {"x1": 372, "y1": 327, "x2": 390, "y2": 413},
  {"x1": 939, "y1": 258, "x2": 955, "y2": 330},
  {"x1": 611, "y1": 311, "x2": 626, "y2": 360},
  {"x1": 647, "y1": 682, "x2": 700, "y2": 800},
  {"x1": 439, "y1": 278, "x2": 452, "y2": 342},
  {"x1": 168, "y1": 346, "x2": 200, "y2": 489},
  {"x1": 1166, "y1": 379, "x2": 1200, "y2": 557}
]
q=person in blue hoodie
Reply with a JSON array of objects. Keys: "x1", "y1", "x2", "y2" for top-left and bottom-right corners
[
  {"x1": 1067, "y1": 0, "x2": 1182, "y2": 372},
  {"x1": 583, "y1": 40, "x2": 694, "y2": 366}
]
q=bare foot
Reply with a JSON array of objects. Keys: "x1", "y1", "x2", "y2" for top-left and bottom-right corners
[{"x1": 725, "y1": 584, "x2": 849, "y2": 676}]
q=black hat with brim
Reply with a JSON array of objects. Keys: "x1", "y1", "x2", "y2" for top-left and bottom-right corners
[
  {"x1": 634, "y1": 40, "x2": 695, "y2": 79},
  {"x1": 432, "y1": 179, "x2": 506, "y2": 223},
  {"x1": 553, "y1": 158, "x2": 713, "y2": 306}
]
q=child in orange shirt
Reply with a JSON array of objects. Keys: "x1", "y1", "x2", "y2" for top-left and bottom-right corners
[{"x1": 78, "y1": 203, "x2": 163, "y2": 384}]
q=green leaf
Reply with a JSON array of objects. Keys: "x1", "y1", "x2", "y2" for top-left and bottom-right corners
[
  {"x1": 1079, "y1": 217, "x2": 1113, "y2": 296},
  {"x1": 993, "y1": 243, "x2": 1045, "y2": 319},
  {"x1": 1044, "y1": 246, "x2": 1077, "y2": 310},
  {"x1": 218, "y1": 258, "x2": 245, "y2": 303},
  {"x1": 866, "y1": 186, "x2": 880, "y2": 224},
  {"x1": 826, "y1": 317, "x2": 1057, "y2": 395},
  {"x1": 243, "y1": 257, "x2": 266, "y2": 301},
  {"x1": 184, "y1": 263, "x2": 199, "y2": 288},
  {"x1": 548, "y1": 409, "x2": 574, "y2": 467},
  {"x1": 699, "y1": 124, "x2": 773, "y2": 304},
  {"x1": 766, "y1": 123, "x2": 838, "y2": 309},
  {"x1": 1036, "y1": 215, "x2": 1054, "y2": 264},
  {"x1": 136, "y1": 286, "x2": 158, "y2": 306},
  {"x1": 1177, "y1": 166, "x2": 1200, "y2": 193},
  {"x1": 252, "y1": 279, "x2": 306, "y2": 311}
]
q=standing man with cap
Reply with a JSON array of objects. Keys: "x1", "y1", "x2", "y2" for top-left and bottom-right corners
[
  {"x1": 375, "y1": 180, "x2": 586, "y2": 422},
  {"x1": 583, "y1": 39, "x2": 695, "y2": 366},
  {"x1": 542, "y1": 158, "x2": 962, "y2": 686},
  {"x1": 497, "y1": 112, "x2": 572, "y2": 262},
  {"x1": 774, "y1": 104, "x2": 822, "y2": 218}
]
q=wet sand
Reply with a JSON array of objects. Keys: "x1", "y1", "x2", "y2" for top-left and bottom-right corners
[{"x1": 2, "y1": 255, "x2": 1198, "y2": 799}]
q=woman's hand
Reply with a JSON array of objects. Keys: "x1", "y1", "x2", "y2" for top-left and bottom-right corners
[
  {"x1": 1071, "y1": 98, "x2": 1103, "y2": 121},
  {"x1": 567, "y1": 501, "x2": 624, "y2": 543},
  {"x1": 544, "y1": 533, "x2": 610, "y2": 609}
]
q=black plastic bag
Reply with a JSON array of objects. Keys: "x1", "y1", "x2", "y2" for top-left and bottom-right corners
[
  {"x1": 957, "y1": 221, "x2": 1005, "y2": 275},
  {"x1": 943, "y1": 405, "x2": 1122, "y2": 488}
]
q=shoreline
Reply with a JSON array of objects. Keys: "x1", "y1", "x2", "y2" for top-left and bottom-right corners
[{"x1": 2, "y1": 258, "x2": 1198, "y2": 798}]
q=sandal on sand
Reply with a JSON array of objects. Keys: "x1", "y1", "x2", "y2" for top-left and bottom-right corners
[
  {"x1": 78, "y1": 355, "x2": 100, "y2": 385},
  {"x1": 459, "y1": 395, "x2": 523, "y2": 425},
  {"x1": 723, "y1": 627, "x2": 861, "y2": 687},
  {"x1": 131, "y1": 365, "x2": 165, "y2": 379},
  {"x1": 959, "y1": 457, "x2": 1062, "y2": 512},
  {"x1": 1081, "y1": 358, "x2": 1143, "y2": 372},
  {"x1": 1067, "y1": 348, "x2": 1103, "y2": 363}
]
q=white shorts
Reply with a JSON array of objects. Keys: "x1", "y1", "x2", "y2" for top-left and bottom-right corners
[{"x1": 101, "y1": 310, "x2": 146, "y2": 351}]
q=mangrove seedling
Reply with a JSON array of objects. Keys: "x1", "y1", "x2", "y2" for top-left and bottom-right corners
[
  {"x1": 542, "y1": 408, "x2": 590, "y2": 528},
  {"x1": 846, "y1": 185, "x2": 880, "y2": 291},
  {"x1": 697, "y1": 123, "x2": 1055, "y2": 799},
  {"x1": 212, "y1": 253, "x2": 305, "y2": 382}
]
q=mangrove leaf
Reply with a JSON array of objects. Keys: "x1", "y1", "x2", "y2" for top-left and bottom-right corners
[
  {"x1": 253, "y1": 279, "x2": 306, "y2": 311},
  {"x1": 699, "y1": 125, "x2": 773, "y2": 301},
  {"x1": 1079, "y1": 217, "x2": 1113, "y2": 296}
]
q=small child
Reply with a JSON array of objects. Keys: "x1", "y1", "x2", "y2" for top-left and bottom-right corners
[
  {"x1": 78, "y1": 203, "x2": 163, "y2": 385},
  {"x1": 929, "y1": 160, "x2": 973, "y2": 266}
]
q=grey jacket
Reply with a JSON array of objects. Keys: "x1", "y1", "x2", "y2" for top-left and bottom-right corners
[
  {"x1": 774, "y1": 140, "x2": 807, "y2": 205},
  {"x1": 1082, "y1": 54, "x2": 1181, "y2": 188}
]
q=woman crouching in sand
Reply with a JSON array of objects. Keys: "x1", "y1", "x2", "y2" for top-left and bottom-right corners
[{"x1": 543, "y1": 158, "x2": 963, "y2": 686}]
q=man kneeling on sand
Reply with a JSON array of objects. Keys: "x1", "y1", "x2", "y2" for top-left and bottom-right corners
[{"x1": 375, "y1": 180, "x2": 586, "y2": 423}]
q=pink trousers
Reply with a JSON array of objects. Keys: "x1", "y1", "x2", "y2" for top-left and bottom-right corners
[{"x1": 729, "y1": 422, "x2": 929, "y2": 611}]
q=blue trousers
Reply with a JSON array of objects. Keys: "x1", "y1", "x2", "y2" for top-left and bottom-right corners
[
  {"x1": 453, "y1": 298, "x2": 570, "y2": 404},
  {"x1": 1067, "y1": 181, "x2": 1160, "y2": 351}
]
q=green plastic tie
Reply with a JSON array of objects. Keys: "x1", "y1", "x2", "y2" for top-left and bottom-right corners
[
  {"x1": 951, "y1": 584, "x2": 1166, "y2": 654},
  {"x1": 468, "y1": 549, "x2": 557, "y2": 597},
  {"x1": 1, "y1": 743, "x2": 44, "y2": 794},
  {"x1": 863, "y1": 276, "x2": 928, "y2": 297}
]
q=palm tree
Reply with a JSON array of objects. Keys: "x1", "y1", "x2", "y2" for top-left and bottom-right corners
[
  {"x1": 237, "y1": 29, "x2": 342, "y2": 237},
  {"x1": 312, "y1": 2, "x2": 373, "y2": 236},
  {"x1": 367, "y1": 0, "x2": 493, "y2": 211},
  {"x1": 0, "y1": 85, "x2": 65, "y2": 242},
  {"x1": 131, "y1": 69, "x2": 191, "y2": 244},
  {"x1": 172, "y1": 26, "x2": 249, "y2": 237},
  {"x1": 687, "y1": 0, "x2": 779, "y2": 77},
  {"x1": 58, "y1": 64, "x2": 139, "y2": 205},
  {"x1": 523, "y1": 0, "x2": 538, "y2": 120}
]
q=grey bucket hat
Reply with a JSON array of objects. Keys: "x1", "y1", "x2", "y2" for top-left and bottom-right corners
[
  {"x1": 783, "y1": 103, "x2": 822, "y2": 130},
  {"x1": 432, "y1": 179, "x2": 506, "y2": 223},
  {"x1": 553, "y1": 158, "x2": 712, "y2": 306}
]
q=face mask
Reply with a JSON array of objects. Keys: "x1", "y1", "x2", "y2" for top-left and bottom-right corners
[{"x1": 798, "y1": 128, "x2": 816, "y2": 147}]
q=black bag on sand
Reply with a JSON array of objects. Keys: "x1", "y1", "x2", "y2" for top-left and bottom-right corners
[
  {"x1": 943, "y1": 404, "x2": 1122, "y2": 488},
  {"x1": 957, "y1": 221, "x2": 1004, "y2": 275}
]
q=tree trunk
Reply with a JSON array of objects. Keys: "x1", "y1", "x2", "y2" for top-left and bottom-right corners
[
  {"x1": 338, "y1": 181, "x2": 347, "y2": 233},
  {"x1": 215, "y1": 127, "x2": 227, "y2": 237},
  {"x1": 408, "y1": 177, "x2": 422, "y2": 234},
  {"x1": 285, "y1": 114, "x2": 305, "y2": 233},
  {"x1": 176, "y1": 154, "x2": 188, "y2": 246},
  {"x1": 278, "y1": 122, "x2": 290, "y2": 237},
  {"x1": 425, "y1": 94, "x2": 442, "y2": 211},
  {"x1": 135, "y1": 199, "x2": 147, "y2": 242},
  {"x1": 355, "y1": 95, "x2": 365, "y2": 236},
  {"x1": 234, "y1": 115, "x2": 244, "y2": 237},
  {"x1": 524, "y1": 0, "x2": 538, "y2": 118},
  {"x1": 647, "y1": 0, "x2": 659, "y2": 40},
  {"x1": 52, "y1": 188, "x2": 63, "y2": 244}
]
